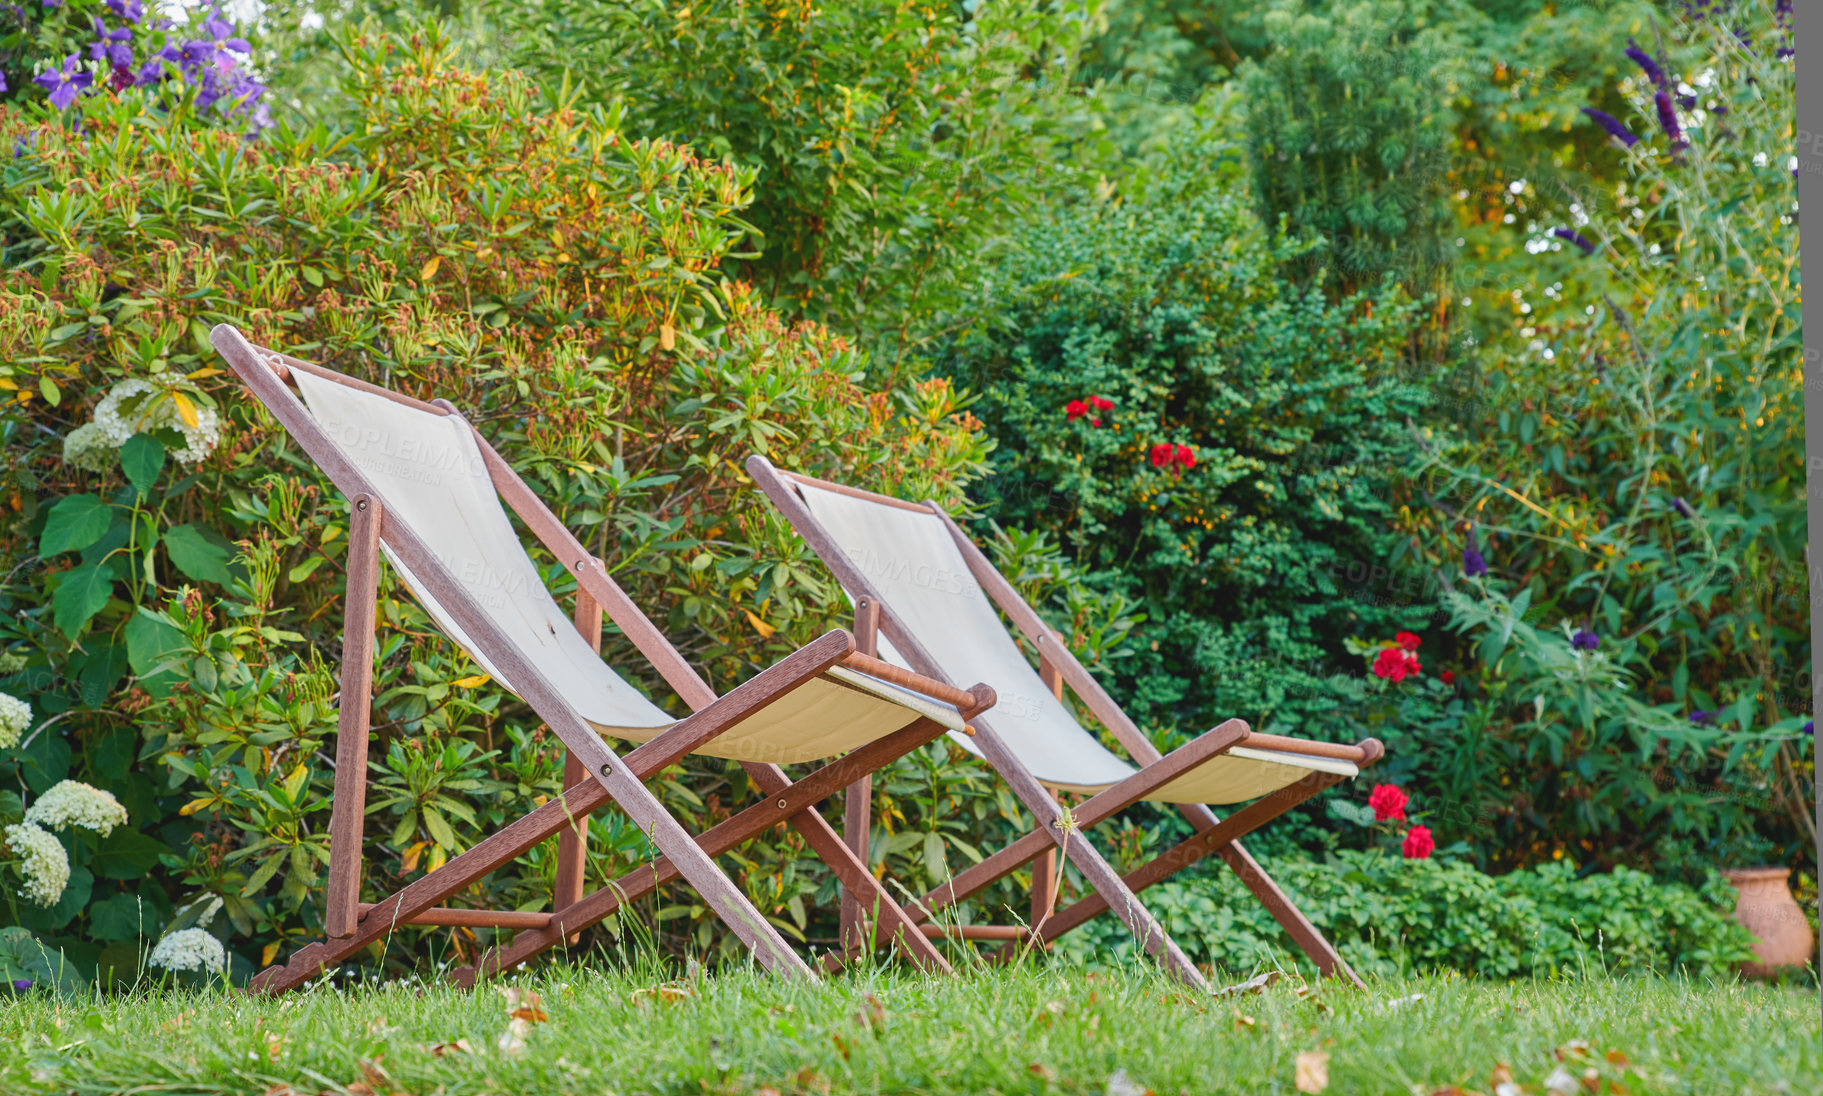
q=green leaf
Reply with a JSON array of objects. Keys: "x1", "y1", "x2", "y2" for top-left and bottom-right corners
[
  {"x1": 87, "y1": 893, "x2": 160, "y2": 942},
  {"x1": 119, "y1": 434, "x2": 165, "y2": 496},
  {"x1": 124, "y1": 610, "x2": 187, "y2": 697},
  {"x1": 164, "y1": 524, "x2": 235, "y2": 585},
  {"x1": 39, "y1": 494, "x2": 113, "y2": 557},
  {"x1": 38, "y1": 376, "x2": 60, "y2": 406},
  {"x1": 89, "y1": 829, "x2": 169, "y2": 880},
  {"x1": 52, "y1": 563, "x2": 115, "y2": 639}
]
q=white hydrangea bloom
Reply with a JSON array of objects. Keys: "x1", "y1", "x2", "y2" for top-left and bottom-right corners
[
  {"x1": 60, "y1": 422, "x2": 117, "y2": 473},
  {"x1": 0, "y1": 692, "x2": 28, "y2": 750},
  {"x1": 4, "y1": 822, "x2": 69, "y2": 907},
  {"x1": 24, "y1": 780, "x2": 128, "y2": 836},
  {"x1": 91, "y1": 377, "x2": 223, "y2": 466},
  {"x1": 149, "y1": 927, "x2": 226, "y2": 974}
]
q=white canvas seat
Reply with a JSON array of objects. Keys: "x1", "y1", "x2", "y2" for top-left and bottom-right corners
[
  {"x1": 786, "y1": 479, "x2": 1355, "y2": 802},
  {"x1": 292, "y1": 370, "x2": 965, "y2": 766}
]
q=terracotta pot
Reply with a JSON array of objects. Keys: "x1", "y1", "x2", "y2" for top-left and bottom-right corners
[{"x1": 1720, "y1": 867, "x2": 1814, "y2": 978}]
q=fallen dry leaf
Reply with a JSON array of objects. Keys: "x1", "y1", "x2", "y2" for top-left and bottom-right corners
[
  {"x1": 1029, "y1": 1062, "x2": 1057, "y2": 1083},
  {"x1": 1295, "y1": 1050, "x2": 1330, "y2": 1094},
  {"x1": 629, "y1": 982, "x2": 696, "y2": 1006},
  {"x1": 854, "y1": 993, "x2": 887, "y2": 1035},
  {"x1": 1232, "y1": 1012, "x2": 1257, "y2": 1034},
  {"x1": 1215, "y1": 970, "x2": 1283, "y2": 998},
  {"x1": 357, "y1": 1057, "x2": 392, "y2": 1090},
  {"x1": 499, "y1": 987, "x2": 549, "y2": 1023},
  {"x1": 1604, "y1": 1050, "x2": 1629, "y2": 1068},
  {"x1": 1544, "y1": 1065, "x2": 1579, "y2": 1095},
  {"x1": 1555, "y1": 1040, "x2": 1591, "y2": 1062},
  {"x1": 264, "y1": 1032, "x2": 284, "y2": 1062},
  {"x1": 1104, "y1": 1067, "x2": 1151, "y2": 1096},
  {"x1": 428, "y1": 1038, "x2": 472, "y2": 1058},
  {"x1": 755, "y1": 1089, "x2": 782, "y2": 1096},
  {"x1": 831, "y1": 1032, "x2": 851, "y2": 1061}
]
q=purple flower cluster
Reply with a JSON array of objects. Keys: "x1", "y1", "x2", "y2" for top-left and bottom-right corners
[
  {"x1": 1552, "y1": 227, "x2": 1596, "y2": 256},
  {"x1": 1571, "y1": 628, "x2": 1600, "y2": 651},
  {"x1": 32, "y1": 4, "x2": 268, "y2": 131},
  {"x1": 1581, "y1": 107, "x2": 1639, "y2": 148}
]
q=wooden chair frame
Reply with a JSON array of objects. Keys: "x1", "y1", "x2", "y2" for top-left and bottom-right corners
[
  {"x1": 747, "y1": 455, "x2": 1385, "y2": 989},
  {"x1": 212, "y1": 326, "x2": 994, "y2": 994}
]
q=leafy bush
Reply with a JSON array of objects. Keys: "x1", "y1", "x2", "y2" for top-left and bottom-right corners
[
  {"x1": 938, "y1": 100, "x2": 1432, "y2": 750},
  {"x1": 501, "y1": 0, "x2": 1097, "y2": 365},
  {"x1": 0, "y1": 24, "x2": 991, "y2": 982},
  {"x1": 1055, "y1": 851, "x2": 1759, "y2": 979},
  {"x1": 1404, "y1": 1, "x2": 1808, "y2": 876}
]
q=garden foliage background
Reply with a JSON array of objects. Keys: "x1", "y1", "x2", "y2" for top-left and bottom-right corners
[{"x1": 0, "y1": 0, "x2": 1804, "y2": 987}]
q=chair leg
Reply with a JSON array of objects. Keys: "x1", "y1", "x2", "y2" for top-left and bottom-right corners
[
  {"x1": 324, "y1": 494, "x2": 382, "y2": 940},
  {"x1": 966, "y1": 728, "x2": 1206, "y2": 990},
  {"x1": 251, "y1": 777, "x2": 616, "y2": 994},
  {"x1": 452, "y1": 718, "x2": 956, "y2": 985},
  {"x1": 839, "y1": 774, "x2": 872, "y2": 953},
  {"x1": 1014, "y1": 772, "x2": 1359, "y2": 983},
  {"x1": 554, "y1": 578, "x2": 602, "y2": 941}
]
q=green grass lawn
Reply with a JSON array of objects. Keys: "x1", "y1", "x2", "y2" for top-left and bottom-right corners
[{"x1": 1, "y1": 961, "x2": 1815, "y2": 1095}]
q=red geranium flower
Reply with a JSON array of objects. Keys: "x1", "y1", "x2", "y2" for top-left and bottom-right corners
[
  {"x1": 1402, "y1": 825, "x2": 1435, "y2": 860},
  {"x1": 1440, "y1": 670, "x2": 1455, "y2": 685},
  {"x1": 1368, "y1": 784, "x2": 1409, "y2": 823},
  {"x1": 1149, "y1": 443, "x2": 1175, "y2": 468},
  {"x1": 1175, "y1": 444, "x2": 1196, "y2": 470},
  {"x1": 1066, "y1": 399, "x2": 1090, "y2": 422},
  {"x1": 1372, "y1": 647, "x2": 1410, "y2": 682},
  {"x1": 1395, "y1": 631, "x2": 1422, "y2": 651},
  {"x1": 1089, "y1": 396, "x2": 1114, "y2": 412}
]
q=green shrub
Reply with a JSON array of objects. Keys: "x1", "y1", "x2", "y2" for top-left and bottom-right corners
[
  {"x1": 500, "y1": 0, "x2": 1098, "y2": 366},
  {"x1": 937, "y1": 100, "x2": 1432, "y2": 750},
  {"x1": 0, "y1": 24, "x2": 992, "y2": 982},
  {"x1": 1054, "y1": 851, "x2": 1760, "y2": 979},
  {"x1": 1406, "y1": 1, "x2": 1809, "y2": 876}
]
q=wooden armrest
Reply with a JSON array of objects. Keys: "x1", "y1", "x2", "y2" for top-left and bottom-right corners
[
  {"x1": 1233, "y1": 732, "x2": 1384, "y2": 766},
  {"x1": 836, "y1": 652, "x2": 991, "y2": 716}
]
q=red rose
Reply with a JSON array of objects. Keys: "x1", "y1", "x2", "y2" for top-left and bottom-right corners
[
  {"x1": 1406, "y1": 655, "x2": 1422, "y2": 675},
  {"x1": 1175, "y1": 444, "x2": 1196, "y2": 469},
  {"x1": 1368, "y1": 784, "x2": 1409, "y2": 823},
  {"x1": 1372, "y1": 647, "x2": 1409, "y2": 682},
  {"x1": 1440, "y1": 670, "x2": 1455, "y2": 685},
  {"x1": 1402, "y1": 825, "x2": 1435, "y2": 860},
  {"x1": 1150, "y1": 443, "x2": 1175, "y2": 468},
  {"x1": 1396, "y1": 631, "x2": 1422, "y2": 651},
  {"x1": 1066, "y1": 400, "x2": 1089, "y2": 422},
  {"x1": 1089, "y1": 396, "x2": 1114, "y2": 412}
]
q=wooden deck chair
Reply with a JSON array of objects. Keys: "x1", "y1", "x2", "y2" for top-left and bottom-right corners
[
  {"x1": 211, "y1": 326, "x2": 995, "y2": 995},
  {"x1": 747, "y1": 456, "x2": 1385, "y2": 989}
]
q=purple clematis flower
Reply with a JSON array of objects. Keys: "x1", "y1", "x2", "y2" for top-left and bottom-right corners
[
  {"x1": 105, "y1": 0, "x2": 144, "y2": 22},
  {"x1": 1553, "y1": 228, "x2": 1596, "y2": 255},
  {"x1": 186, "y1": 14, "x2": 251, "y2": 75},
  {"x1": 137, "y1": 43, "x2": 183, "y2": 86},
  {"x1": 1463, "y1": 546, "x2": 1487, "y2": 578},
  {"x1": 1581, "y1": 107, "x2": 1639, "y2": 148},
  {"x1": 1689, "y1": 709, "x2": 1716, "y2": 726},
  {"x1": 1571, "y1": 628, "x2": 1600, "y2": 651},
  {"x1": 35, "y1": 53, "x2": 93, "y2": 110},
  {"x1": 9, "y1": 979, "x2": 30, "y2": 992},
  {"x1": 89, "y1": 17, "x2": 135, "y2": 69},
  {"x1": 1672, "y1": 496, "x2": 1695, "y2": 519},
  {"x1": 1804, "y1": 720, "x2": 1814, "y2": 735}
]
